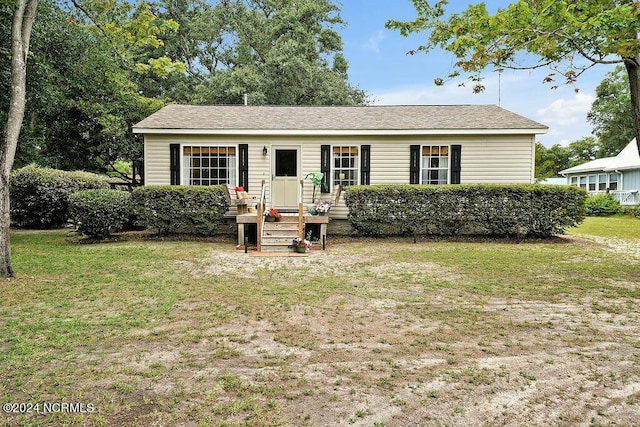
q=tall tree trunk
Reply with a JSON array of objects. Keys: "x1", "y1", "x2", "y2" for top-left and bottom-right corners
[
  {"x1": 0, "y1": 0, "x2": 38, "y2": 277},
  {"x1": 625, "y1": 53, "x2": 640, "y2": 157}
]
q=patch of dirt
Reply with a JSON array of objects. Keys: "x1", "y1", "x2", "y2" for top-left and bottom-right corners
[
  {"x1": 15, "y1": 235, "x2": 639, "y2": 427},
  {"x1": 123, "y1": 239, "x2": 637, "y2": 426},
  {"x1": 88, "y1": 273, "x2": 639, "y2": 425},
  {"x1": 567, "y1": 234, "x2": 640, "y2": 259}
]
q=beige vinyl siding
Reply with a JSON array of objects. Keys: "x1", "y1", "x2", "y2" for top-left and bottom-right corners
[
  {"x1": 336, "y1": 135, "x2": 535, "y2": 186},
  {"x1": 144, "y1": 136, "x2": 172, "y2": 185},
  {"x1": 459, "y1": 136, "x2": 535, "y2": 184},
  {"x1": 144, "y1": 134, "x2": 535, "y2": 220}
]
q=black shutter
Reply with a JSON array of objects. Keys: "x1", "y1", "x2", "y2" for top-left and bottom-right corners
[
  {"x1": 238, "y1": 144, "x2": 249, "y2": 190},
  {"x1": 410, "y1": 145, "x2": 420, "y2": 184},
  {"x1": 450, "y1": 144, "x2": 462, "y2": 184},
  {"x1": 360, "y1": 145, "x2": 371, "y2": 185},
  {"x1": 320, "y1": 144, "x2": 331, "y2": 193},
  {"x1": 170, "y1": 144, "x2": 180, "y2": 185}
]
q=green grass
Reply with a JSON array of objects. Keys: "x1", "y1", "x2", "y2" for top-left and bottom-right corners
[
  {"x1": 1, "y1": 222, "x2": 640, "y2": 426},
  {"x1": 568, "y1": 215, "x2": 640, "y2": 239}
]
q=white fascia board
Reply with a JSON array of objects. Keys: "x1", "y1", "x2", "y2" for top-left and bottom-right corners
[
  {"x1": 604, "y1": 165, "x2": 640, "y2": 172},
  {"x1": 133, "y1": 128, "x2": 548, "y2": 136}
]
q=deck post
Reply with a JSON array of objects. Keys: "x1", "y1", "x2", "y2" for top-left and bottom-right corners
[
  {"x1": 298, "y1": 180, "x2": 304, "y2": 239},
  {"x1": 237, "y1": 223, "x2": 245, "y2": 246},
  {"x1": 298, "y1": 202, "x2": 304, "y2": 239},
  {"x1": 257, "y1": 179, "x2": 266, "y2": 252}
]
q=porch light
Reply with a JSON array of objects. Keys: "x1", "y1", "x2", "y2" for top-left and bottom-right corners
[{"x1": 263, "y1": 146, "x2": 268, "y2": 156}]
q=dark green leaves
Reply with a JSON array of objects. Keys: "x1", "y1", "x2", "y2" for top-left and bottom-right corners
[{"x1": 344, "y1": 184, "x2": 587, "y2": 238}]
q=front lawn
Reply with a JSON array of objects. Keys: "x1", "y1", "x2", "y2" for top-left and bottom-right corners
[
  {"x1": 568, "y1": 215, "x2": 640, "y2": 240},
  {"x1": 1, "y1": 220, "x2": 639, "y2": 426}
]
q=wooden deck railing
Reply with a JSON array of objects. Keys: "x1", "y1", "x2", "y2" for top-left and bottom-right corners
[
  {"x1": 257, "y1": 179, "x2": 266, "y2": 252},
  {"x1": 298, "y1": 179, "x2": 304, "y2": 238}
]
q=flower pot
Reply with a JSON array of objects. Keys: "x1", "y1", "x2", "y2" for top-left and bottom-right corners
[
  {"x1": 318, "y1": 212, "x2": 326, "y2": 216},
  {"x1": 294, "y1": 245, "x2": 308, "y2": 253},
  {"x1": 265, "y1": 216, "x2": 276, "y2": 222}
]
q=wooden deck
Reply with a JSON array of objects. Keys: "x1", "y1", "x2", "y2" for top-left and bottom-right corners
[
  {"x1": 226, "y1": 181, "x2": 338, "y2": 252},
  {"x1": 235, "y1": 212, "x2": 330, "y2": 249}
]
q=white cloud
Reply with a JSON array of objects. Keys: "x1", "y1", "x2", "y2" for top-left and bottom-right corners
[
  {"x1": 363, "y1": 30, "x2": 385, "y2": 54},
  {"x1": 536, "y1": 93, "x2": 595, "y2": 127},
  {"x1": 371, "y1": 81, "x2": 497, "y2": 106}
]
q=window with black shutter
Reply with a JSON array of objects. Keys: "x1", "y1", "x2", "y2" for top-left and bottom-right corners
[
  {"x1": 450, "y1": 144, "x2": 462, "y2": 184},
  {"x1": 238, "y1": 144, "x2": 249, "y2": 190},
  {"x1": 170, "y1": 144, "x2": 180, "y2": 185},
  {"x1": 410, "y1": 145, "x2": 420, "y2": 184},
  {"x1": 360, "y1": 145, "x2": 371, "y2": 185},
  {"x1": 320, "y1": 145, "x2": 331, "y2": 193}
]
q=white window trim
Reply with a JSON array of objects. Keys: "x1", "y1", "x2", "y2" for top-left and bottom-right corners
[
  {"x1": 179, "y1": 144, "x2": 239, "y2": 186},
  {"x1": 569, "y1": 172, "x2": 620, "y2": 193},
  {"x1": 420, "y1": 144, "x2": 451, "y2": 185},
  {"x1": 332, "y1": 144, "x2": 360, "y2": 188}
]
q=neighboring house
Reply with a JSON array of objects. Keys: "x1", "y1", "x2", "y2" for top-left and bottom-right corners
[
  {"x1": 133, "y1": 104, "x2": 548, "y2": 219},
  {"x1": 560, "y1": 139, "x2": 640, "y2": 206}
]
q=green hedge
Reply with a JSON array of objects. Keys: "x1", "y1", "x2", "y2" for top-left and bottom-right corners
[
  {"x1": 344, "y1": 184, "x2": 587, "y2": 238},
  {"x1": 584, "y1": 193, "x2": 621, "y2": 216},
  {"x1": 10, "y1": 165, "x2": 111, "y2": 229},
  {"x1": 130, "y1": 186, "x2": 227, "y2": 236},
  {"x1": 621, "y1": 205, "x2": 640, "y2": 218},
  {"x1": 68, "y1": 189, "x2": 131, "y2": 238}
]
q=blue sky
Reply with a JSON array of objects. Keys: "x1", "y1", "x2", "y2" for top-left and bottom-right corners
[{"x1": 337, "y1": 0, "x2": 619, "y2": 147}]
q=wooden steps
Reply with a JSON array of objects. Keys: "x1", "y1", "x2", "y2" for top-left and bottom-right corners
[{"x1": 261, "y1": 214, "x2": 300, "y2": 252}]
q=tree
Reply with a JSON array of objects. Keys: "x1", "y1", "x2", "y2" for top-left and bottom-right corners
[
  {"x1": 568, "y1": 136, "x2": 599, "y2": 164},
  {"x1": 0, "y1": 0, "x2": 184, "y2": 277},
  {"x1": 1, "y1": 2, "x2": 164, "y2": 174},
  {"x1": 2, "y1": 0, "x2": 184, "y2": 178},
  {"x1": 535, "y1": 142, "x2": 570, "y2": 180},
  {"x1": 535, "y1": 136, "x2": 601, "y2": 179},
  {"x1": 61, "y1": 0, "x2": 184, "y2": 179},
  {"x1": 588, "y1": 66, "x2": 635, "y2": 156},
  {"x1": 1, "y1": 0, "x2": 38, "y2": 277},
  {"x1": 172, "y1": 0, "x2": 366, "y2": 105},
  {"x1": 386, "y1": 1, "x2": 640, "y2": 156}
]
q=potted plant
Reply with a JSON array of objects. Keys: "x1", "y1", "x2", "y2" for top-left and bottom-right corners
[
  {"x1": 291, "y1": 236, "x2": 312, "y2": 253},
  {"x1": 305, "y1": 172, "x2": 325, "y2": 204},
  {"x1": 314, "y1": 202, "x2": 331, "y2": 216},
  {"x1": 265, "y1": 208, "x2": 282, "y2": 222}
]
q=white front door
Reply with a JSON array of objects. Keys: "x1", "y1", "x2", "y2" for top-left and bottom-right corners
[{"x1": 271, "y1": 147, "x2": 300, "y2": 209}]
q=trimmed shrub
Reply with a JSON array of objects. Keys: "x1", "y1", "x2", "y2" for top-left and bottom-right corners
[
  {"x1": 130, "y1": 186, "x2": 227, "y2": 236},
  {"x1": 621, "y1": 205, "x2": 640, "y2": 218},
  {"x1": 68, "y1": 189, "x2": 131, "y2": 238},
  {"x1": 68, "y1": 170, "x2": 114, "y2": 191},
  {"x1": 344, "y1": 184, "x2": 587, "y2": 238},
  {"x1": 10, "y1": 165, "x2": 111, "y2": 228},
  {"x1": 584, "y1": 193, "x2": 621, "y2": 216}
]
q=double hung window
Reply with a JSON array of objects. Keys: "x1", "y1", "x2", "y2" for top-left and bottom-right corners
[
  {"x1": 182, "y1": 146, "x2": 237, "y2": 186},
  {"x1": 421, "y1": 145, "x2": 449, "y2": 185},
  {"x1": 333, "y1": 146, "x2": 359, "y2": 187}
]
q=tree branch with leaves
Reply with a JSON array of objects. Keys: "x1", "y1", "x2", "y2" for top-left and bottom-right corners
[{"x1": 387, "y1": 0, "x2": 640, "y2": 155}]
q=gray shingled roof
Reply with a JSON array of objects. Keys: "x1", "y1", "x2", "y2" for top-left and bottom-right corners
[{"x1": 133, "y1": 104, "x2": 547, "y2": 132}]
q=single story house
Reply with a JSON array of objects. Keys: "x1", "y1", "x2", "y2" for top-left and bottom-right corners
[
  {"x1": 560, "y1": 139, "x2": 640, "y2": 205},
  {"x1": 133, "y1": 104, "x2": 548, "y2": 220}
]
